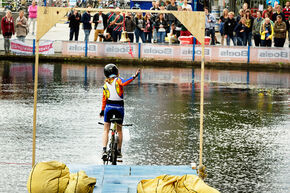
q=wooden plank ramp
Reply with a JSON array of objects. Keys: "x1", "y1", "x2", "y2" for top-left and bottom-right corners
[{"x1": 67, "y1": 165, "x2": 197, "y2": 193}]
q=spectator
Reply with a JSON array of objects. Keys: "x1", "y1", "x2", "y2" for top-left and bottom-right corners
[
  {"x1": 166, "y1": 0, "x2": 178, "y2": 25},
  {"x1": 155, "y1": 13, "x2": 168, "y2": 43},
  {"x1": 106, "y1": 10, "x2": 115, "y2": 37},
  {"x1": 93, "y1": 11, "x2": 107, "y2": 42},
  {"x1": 204, "y1": 7, "x2": 216, "y2": 45},
  {"x1": 125, "y1": 12, "x2": 136, "y2": 43},
  {"x1": 236, "y1": 9, "x2": 244, "y2": 23},
  {"x1": 109, "y1": 8, "x2": 124, "y2": 42},
  {"x1": 28, "y1": 0, "x2": 37, "y2": 35},
  {"x1": 282, "y1": 1, "x2": 290, "y2": 47},
  {"x1": 267, "y1": 0, "x2": 280, "y2": 8},
  {"x1": 165, "y1": 0, "x2": 170, "y2": 7},
  {"x1": 242, "y1": 2, "x2": 249, "y2": 11},
  {"x1": 219, "y1": 8, "x2": 228, "y2": 45},
  {"x1": 244, "y1": 9, "x2": 254, "y2": 46},
  {"x1": 144, "y1": 13, "x2": 153, "y2": 43},
  {"x1": 282, "y1": 1, "x2": 290, "y2": 26},
  {"x1": 1, "y1": 10, "x2": 14, "y2": 54},
  {"x1": 81, "y1": 7, "x2": 92, "y2": 42},
  {"x1": 273, "y1": 5, "x2": 285, "y2": 22},
  {"x1": 260, "y1": 18, "x2": 274, "y2": 47},
  {"x1": 224, "y1": 11, "x2": 237, "y2": 46},
  {"x1": 150, "y1": 0, "x2": 160, "y2": 21},
  {"x1": 252, "y1": 11, "x2": 263, "y2": 47},
  {"x1": 150, "y1": 0, "x2": 160, "y2": 43},
  {"x1": 288, "y1": 16, "x2": 290, "y2": 47},
  {"x1": 167, "y1": 23, "x2": 178, "y2": 44},
  {"x1": 273, "y1": 15, "x2": 287, "y2": 47},
  {"x1": 234, "y1": 17, "x2": 246, "y2": 46},
  {"x1": 178, "y1": 0, "x2": 184, "y2": 7},
  {"x1": 135, "y1": 12, "x2": 145, "y2": 43},
  {"x1": 263, "y1": 12, "x2": 274, "y2": 25},
  {"x1": 262, "y1": 5, "x2": 273, "y2": 20},
  {"x1": 68, "y1": 9, "x2": 81, "y2": 41},
  {"x1": 16, "y1": 10, "x2": 28, "y2": 42},
  {"x1": 182, "y1": 0, "x2": 192, "y2": 11}
]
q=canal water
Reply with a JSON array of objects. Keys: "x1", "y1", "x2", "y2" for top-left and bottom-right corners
[{"x1": 0, "y1": 61, "x2": 289, "y2": 193}]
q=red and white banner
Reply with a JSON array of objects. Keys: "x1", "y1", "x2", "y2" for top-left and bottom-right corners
[{"x1": 11, "y1": 39, "x2": 54, "y2": 55}]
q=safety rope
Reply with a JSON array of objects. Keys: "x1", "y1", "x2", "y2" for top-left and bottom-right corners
[{"x1": 0, "y1": 162, "x2": 31, "y2": 165}]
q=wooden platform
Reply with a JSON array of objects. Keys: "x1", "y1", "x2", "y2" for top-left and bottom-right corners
[{"x1": 67, "y1": 164, "x2": 197, "y2": 193}]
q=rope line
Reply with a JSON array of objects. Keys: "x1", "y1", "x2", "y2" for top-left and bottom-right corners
[{"x1": 0, "y1": 162, "x2": 31, "y2": 165}]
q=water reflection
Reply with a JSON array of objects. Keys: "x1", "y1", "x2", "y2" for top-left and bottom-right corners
[{"x1": 0, "y1": 61, "x2": 289, "y2": 193}]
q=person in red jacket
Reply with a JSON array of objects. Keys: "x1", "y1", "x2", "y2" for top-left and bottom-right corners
[
  {"x1": 1, "y1": 10, "x2": 15, "y2": 54},
  {"x1": 262, "y1": 5, "x2": 274, "y2": 20}
]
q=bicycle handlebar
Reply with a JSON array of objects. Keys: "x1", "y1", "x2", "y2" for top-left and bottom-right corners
[{"x1": 98, "y1": 122, "x2": 133, "y2": 127}]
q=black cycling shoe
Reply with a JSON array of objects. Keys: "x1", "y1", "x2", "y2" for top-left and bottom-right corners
[
  {"x1": 117, "y1": 150, "x2": 122, "y2": 158},
  {"x1": 102, "y1": 151, "x2": 108, "y2": 161}
]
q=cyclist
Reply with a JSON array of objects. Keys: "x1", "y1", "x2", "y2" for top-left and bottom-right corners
[{"x1": 100, "y1": 64, "x2": 140, "y2": 159}]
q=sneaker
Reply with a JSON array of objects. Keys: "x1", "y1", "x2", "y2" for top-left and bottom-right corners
[
  {"x1": 102, "y1": 151, "x2": 108, "y2": 160},
  {"x1": 117, "y1": 150, "x2": 122, "y2": 158}
]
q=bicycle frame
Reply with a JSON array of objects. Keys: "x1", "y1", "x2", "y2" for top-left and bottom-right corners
[
  {"x1": 98, "y1": 119, "x2": 132, "y2": 165},
  {"x1": 108, "y1": 121, "x2": 119, "y2": 165}
]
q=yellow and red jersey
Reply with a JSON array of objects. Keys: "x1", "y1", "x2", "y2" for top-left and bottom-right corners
[{"x1": 101, "y1": 76, "x2": 134, "y2": 111}]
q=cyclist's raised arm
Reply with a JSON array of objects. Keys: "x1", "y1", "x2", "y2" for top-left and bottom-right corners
[{"x1": 117, "y1": 69, "x2": 141, "y2": 86}]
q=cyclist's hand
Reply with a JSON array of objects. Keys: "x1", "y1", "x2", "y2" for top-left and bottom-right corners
[
  {"x1": 100, "y1": 110, "x2": 104, "y2": 117},
  {"x1": 133, "y1": 69, "x2": 141, "y2": 79}
]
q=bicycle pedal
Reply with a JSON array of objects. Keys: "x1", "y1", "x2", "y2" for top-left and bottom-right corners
[{"x1": 117, "y1": 159, "x2": 123, "y2": 162}]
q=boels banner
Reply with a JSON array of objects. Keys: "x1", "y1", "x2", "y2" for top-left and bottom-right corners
[
  {"x1": 62, "y1": 41, "x2": 290, "y2": 64},
  {"x1": 11, "y1": 39, "x2": 54, "y2": 55}
]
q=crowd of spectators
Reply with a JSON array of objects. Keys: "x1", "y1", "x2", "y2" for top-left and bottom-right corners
[
  {"x1": 67, "y1": 1, "x2": 290, "y2": 48},
  {"x1": 219, "y1": 2, "x2": 290, "y2": 47},
  {"x1": 1, "y1": 0, "x2": 290, "y2": 54}
]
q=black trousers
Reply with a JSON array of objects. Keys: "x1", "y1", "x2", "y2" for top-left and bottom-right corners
[
  {"x1": 261, "y1": 39, "x2": 272, "y2": 47},
  {"x1": 69, "y1": 27, "x2": 79, "y2": 41},
  {"x1": 112, "y1": 31, "x2": 122, "y2": 42},
  {"x1": 253, "y1": 34, "x2": 261, "y2": 47},
  {"x1": 128, "y1": 33, "x2": 134, "y2": 43},
  {"x1": 205, "y1": 28, "x2": 215, "y2": 45},
  {"x1": 274, "y1": 38, "x2": 285, "y2": 47}
]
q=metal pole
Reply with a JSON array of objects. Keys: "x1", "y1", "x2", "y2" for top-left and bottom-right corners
[
  {"x1": 33, "y1": 39, "x2": 36, "y2": 55},
  {"x1": 138, "y1": 43, "x2": 141, "y2": 59},
  {"x1": 85, "y1": 39, "x2": 88, "y2": 57},
  {"x1": 32, "y1": 40, "x2": 39, "y2": 167},
  {"x1": 192, "y1": 38, "x2": 196, "y2": 62},
  {"x1": 247, "y1": 45, "x2": 250, "y2": 64}
]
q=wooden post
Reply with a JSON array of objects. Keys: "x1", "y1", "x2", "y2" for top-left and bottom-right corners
[
  {"x1": 199, "y1": 41, "x2": 205, "y2": 167},
  {"x1": 32, "y1": 40, "x2": 39, "y2": 167}
]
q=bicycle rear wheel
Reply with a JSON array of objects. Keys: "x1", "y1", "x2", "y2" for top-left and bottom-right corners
[{"x1": 111, "y1": 141, "x2": 118, "y2": 165}]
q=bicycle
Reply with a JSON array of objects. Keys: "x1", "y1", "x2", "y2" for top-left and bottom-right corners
[{"x1": 98, "y1": 118, "x2": 132, "y2": 165}]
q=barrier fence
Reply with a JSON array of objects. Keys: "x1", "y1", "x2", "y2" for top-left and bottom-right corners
[
  {"x1": 3, "y1": 39, "x2": 290, "y2": 64},
  {"x1": 62, "y1": 41, "x2": 290, "y2": 64}
]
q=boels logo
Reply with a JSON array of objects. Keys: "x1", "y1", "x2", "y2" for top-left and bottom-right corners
[
  {"x1": 105, "y1": 45, "x2": 134, "y2": 54},
  {"x1": 258, "y1": 50, "x2": 289, "y2": 59},
  {"x1": 143, "y1": 46, "x2": 173, "y2": 56},
  {"x1": 68, "y1": 43, "x2": 97, "y2": 52},
  {"x1": 219, "y1": 48, "x2": 248, "y2": 57},
  {"x1": 181, "y1": 48, "x2": 211, "y2": 56}
]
